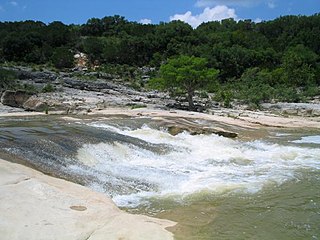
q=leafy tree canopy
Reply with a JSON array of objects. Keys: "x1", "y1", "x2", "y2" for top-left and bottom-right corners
[{"x1": 160, "y1": 55, "x2": 218, "y2": 109}]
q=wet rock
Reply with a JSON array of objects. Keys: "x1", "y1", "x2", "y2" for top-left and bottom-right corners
[
  {"x1": 167, "y1": 126, "x2": 184, "y2": 136},
  {"x1": 1, "y1": 90, "x2": 32, "y2": 108},
  {"x1": 167, "y1": 125, "x2": 237, "y2": 138},
  {"x1": 214, "y1": 130, "x2": 238, "y2": 138}
]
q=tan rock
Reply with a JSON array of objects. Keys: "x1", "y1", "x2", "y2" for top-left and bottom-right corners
[
  {"x1": 23, "y1": 97, "x2": 48, "y2": 111},
  {"x1": 1, "y1": 90, "x2": 31, "y2": 108},
  {"x1": 0, "y1": 159, "x2": 175, "y2": 240}
]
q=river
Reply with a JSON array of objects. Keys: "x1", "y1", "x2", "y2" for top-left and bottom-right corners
[{"x1": 0, "y1": 115, "x2": 319, "y2": 239}]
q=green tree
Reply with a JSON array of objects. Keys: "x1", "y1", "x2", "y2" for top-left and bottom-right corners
[
  {"x1": 0, "y1": 68, "x2": 17, "y2": 91},
  {"x1": 281, "y1": 44, "x2": 318, "y2": 86},
  {"x1": 82, "y1": 37, "x2": 104, "y2": 62},
  {"x1": 44, "y1": 21, "x2": 72, "y2": 47},
  {"x1": 51, "y1": 47, "x2": 74, "y2": 69},
  {"x1": 2, "y1": 33, "x2": 33, "y2": 62},
  {"x1": 160, "y1": 55, "x2": 218, "y2": 110}
]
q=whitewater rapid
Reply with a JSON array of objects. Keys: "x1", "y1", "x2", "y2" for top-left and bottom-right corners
[{"x1": 70, "y1": 123, "x2": 320, "y2": 207}]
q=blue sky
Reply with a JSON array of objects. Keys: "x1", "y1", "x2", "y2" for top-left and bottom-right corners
[{"x1": 0, "y1": 0, "x2": 319, "y2": 27}]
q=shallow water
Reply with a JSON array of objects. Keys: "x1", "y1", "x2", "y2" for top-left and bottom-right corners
[{"x1": 0, "y1": 115, "x2": 319, "y2": 239}]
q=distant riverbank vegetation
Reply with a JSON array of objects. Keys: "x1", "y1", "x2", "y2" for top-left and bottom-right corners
[{"x1": 0, "y1": 14, "x2": 319, "y2": 107}]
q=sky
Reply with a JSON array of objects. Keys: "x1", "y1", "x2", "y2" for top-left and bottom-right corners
[{"x1": 0, "y1": 0, "x2": 319, "y2": 28}]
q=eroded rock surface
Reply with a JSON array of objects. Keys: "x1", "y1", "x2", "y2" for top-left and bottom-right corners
[
  {"x1": 0, "y1": 159, "x2": 175, "y2": 240},
  {"x1": 1, "y1": 90, "x2": 31, "y2": 108}
]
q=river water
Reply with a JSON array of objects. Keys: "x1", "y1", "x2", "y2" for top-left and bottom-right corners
[{"x1": 0, "y1": 115, "x2": 319, "y2": 239}]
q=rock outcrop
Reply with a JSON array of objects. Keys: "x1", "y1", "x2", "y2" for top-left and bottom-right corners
[
  {"x1": 0, "y1": 90, "x2": 31, "y2": 108},
  {"x1": 0, "y1": 66, "x2": 171, "y2": 113},
  {"x1": 0, "y1": 159, "x2": 175, "y2": 240},
  {"x1": 23, "y1": 97, "x2": 48, "y2": 111},
  {"x1": 167, "y1": 125, "x2": 238, "y2": 138},
  {"x1": 261, "y1": 102, "x2": 320, "y2": 117}
]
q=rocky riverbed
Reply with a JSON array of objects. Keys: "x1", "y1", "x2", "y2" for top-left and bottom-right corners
[
  {"x1": 1, "y1": 66, "x2": 320, "y2": 119},
  {"x1": 0, "y1": 66, "x2": 173, "y2": 113}
]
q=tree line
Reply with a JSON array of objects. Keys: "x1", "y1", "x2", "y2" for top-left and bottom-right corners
[{"x1": 0, "y1": 14, "x2": 319, "y2": 106}]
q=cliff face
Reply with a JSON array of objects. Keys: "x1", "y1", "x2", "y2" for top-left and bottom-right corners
[{"x1": 0, "y1": 159, "x2": 175, "y2": 240}]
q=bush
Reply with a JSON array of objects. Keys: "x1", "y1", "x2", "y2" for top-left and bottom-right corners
[
  {"x1": 42, "y1": 83, "x2": 55, "y2": 93},
  {"x1": 0, "y1": 68, "x2": 17, "y2": 91},
  {"x1": 20, "y1": 83, "x2": 38, "y2": 94},
  {"x1": 147, "y1": 77, "x2": 165, "y2": 91},
  {"x1": 51, "y1": 47, "x2": 74, "y2": 69}
]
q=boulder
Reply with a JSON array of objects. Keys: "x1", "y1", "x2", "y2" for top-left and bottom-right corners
[
  {"x1": 167, "y1": 125, "x2": 238, "y2": 138},
  {"x1": 23, "y1": 98, "x2": 48, "y2": 111},
  {"x1": 312, "y1": 109, "x2": 320, "y2": 117},
  {"x1": 1, "y1": 90, "x2": 31, "y2": 108}
]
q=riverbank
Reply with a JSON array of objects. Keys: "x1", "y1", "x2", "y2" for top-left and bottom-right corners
[
  {"x1": 1, "y1": 104, "x2": 319, "y2": 130},
  {"x1": 88, "y1": 107, "x2": 320, "y2": 129},
  {"x1": 0, "y1": 159, "x2": 175, "y2": 240}
]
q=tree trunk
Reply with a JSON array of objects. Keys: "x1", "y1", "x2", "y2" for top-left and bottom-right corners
[{"x1": 187, "y1": 91, "x2": 195, "y2": 111}]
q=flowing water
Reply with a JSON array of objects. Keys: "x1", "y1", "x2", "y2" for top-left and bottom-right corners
[{"x1": 0, "y1": 115, "x2": 319, "y2": 239}]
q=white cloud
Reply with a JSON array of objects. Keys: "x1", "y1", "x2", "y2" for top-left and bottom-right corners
[
  {"x1": 170, "y1": 6, "x2": 237, "y2": 28},
  {"x1": 254, "y1": 18, "x2": 262, "y2": 23},
  {"x1": 139, "y1": 18, "x2": 152, "y2": 24},
  {"x1": 9, "y1": 1, "x2": 18, "y2": 7},
  {"x1": 267, "y1": 1, "x2": 275, "y2": 9},
  {"x1": 196, "y1": 0, "x2": 260, "y2": 7}
]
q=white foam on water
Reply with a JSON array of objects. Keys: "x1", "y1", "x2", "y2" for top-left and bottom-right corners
[
  {"x1": 78, "y1": 123, "x2": 320, "y2": 207},
  {"x1": 292, "y1": 135, "x2": 320, "y2": 144}
]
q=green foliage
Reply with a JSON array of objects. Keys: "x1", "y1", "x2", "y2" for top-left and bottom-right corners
[
  {"x1": 214, "y1": 90, "x2": 233, "y2": 108},
  {"x1": 0, "y1": 14, "x2": 320, "y2": 105},
  {"x1": 147, "y1": 77, "x2": 165, "y2": 91},
  {"x1": 19, "y1": 83, "x2": 38, "y2": 94},
  {"x1": 42, "y1": 83, "x2": 55, "y2": 93},
  {"x1": 0, "y1": 68, "x2": 17, "y2": 91},
  {"x1": 281, "y1": 45, "x2": 317, "y2": 87},
  {"x1": 82, "y1": 37, "x2": 104, "y2": 62},
  {"x1": 159, "y1": 55, "x2": 219, "y2": 109},
  {"x1": 51, "y1": 47, "x2": 74, "y2": 69}
]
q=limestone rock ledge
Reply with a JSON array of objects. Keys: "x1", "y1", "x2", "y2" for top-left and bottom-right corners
[{"x1": 0, "y1": 159, "x2": 175, "y2": 240}]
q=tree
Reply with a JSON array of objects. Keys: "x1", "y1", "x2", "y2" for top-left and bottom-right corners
[
  {"x1": 44, "y1": 21, "x2": 72, "y2": 47},
  {"x1": 0, "y1": 68, "x2": 17, "y2": 91},
  {"x1": 281, "y1": 44, "x2": 318, "y2": 86},
  {"x1": 51, "y1": 47, "x2": 74, "y2": 69},
  {"x1": 82, "y1": 37, "x2": 104, "y2": 62},
  {"x1": 159, "y1": 55, "x2": 218, "y2": 110},
  {"x1": 2, "y1": 33, "x2": 33, "y2": 62}
]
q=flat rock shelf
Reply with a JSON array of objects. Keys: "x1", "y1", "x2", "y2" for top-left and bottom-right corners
[{"x1": 0, "y1": 159, "x2": 176, "y2": 240}]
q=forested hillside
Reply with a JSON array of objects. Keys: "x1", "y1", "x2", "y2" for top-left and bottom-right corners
[{"x1": 1, "y1": 14, "x2": 319, "y2": 106}]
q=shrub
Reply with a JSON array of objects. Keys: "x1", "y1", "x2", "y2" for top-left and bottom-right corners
[
  {"x1": 51, "y1": 47, "x2": 74, "y2": 69},
  {"x1": 0, "y1": 68, "x2": 17, "y2": 91},
  {"x1": 42, "y1": 84, "x2": 55, "y2": 93}
]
